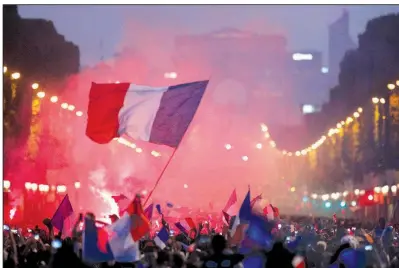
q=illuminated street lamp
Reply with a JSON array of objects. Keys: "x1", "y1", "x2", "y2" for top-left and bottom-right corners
[
  {"x1": 37, "y1": 91, "x2": 45, "y2": 98},
  {"x1": 380, "y1": 98, "x2": 386, "y2": 104},
  {"x1": 4, "y1": 66, "x2": 8, "y2": 73},
  {"x1": 50, "y1": 96, "x2": 58, "y2": 103},
  {"x1": 32, "y1": 83, "x2": 39, "y2": 90},
  {"x1": 387, "y1": 83, "x2": 396, "y2": 90},
  {"x1": 372, "y1": 97, "x2": 379, "y2": 104},
  {"x1": 11, "y1": 72, "x2": 20, "y2": 79}
]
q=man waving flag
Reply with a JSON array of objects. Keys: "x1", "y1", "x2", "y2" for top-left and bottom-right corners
[{"x1": 86, "y1": 80, "x2": 209, "y2": 147}]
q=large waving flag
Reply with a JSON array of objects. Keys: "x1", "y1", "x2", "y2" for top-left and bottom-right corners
[
  {"x1": 51, "y1": 194, "x2": 75, "y2": 237},
  {"x1": 86, "y1": 80, "x2": 209, "y2": 147}
]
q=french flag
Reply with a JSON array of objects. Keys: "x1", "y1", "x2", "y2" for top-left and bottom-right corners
[
  {"x1": 223, "y1": 189, "x2": 237, "y2": 214},
  {"x1": 83, "y1": 196, "x2": 149, "y2": 263},
  {"x1": 154, "y1": 227, "x2": 169, "y2": 249},
  {"x1": 263, "y1": 204, "x2": 279, "y2": 221},
  {"x1": 86, "y1": 80, "x2": 209, "y2": 147},
  {"x1": 111, "y1": 194, "x2": 130, "y2": 216}
]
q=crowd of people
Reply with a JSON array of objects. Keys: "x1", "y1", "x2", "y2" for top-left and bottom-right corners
[{"x1": 3, "y1": 210, "x2": 399, "y2": 268}]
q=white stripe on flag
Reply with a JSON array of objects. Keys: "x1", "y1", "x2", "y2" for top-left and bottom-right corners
[
  {"x1": 107, "y1": 214, "x2": 140, "y2": 262},
  {"x1": 154, "y1": 236, "x2": 167, "y2": 249},
  {"x1": 118, "y1": 84, "x2": 168, "y2": 141}
]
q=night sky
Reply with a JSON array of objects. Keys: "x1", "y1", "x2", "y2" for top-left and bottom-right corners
[{"x1": 19, "y1": 5, "x2": 399, "y2": 67}]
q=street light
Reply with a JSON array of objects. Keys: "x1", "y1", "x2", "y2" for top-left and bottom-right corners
[
  {"x1": 372, "y1": 97, "x2": 379, "y2": 104},
  {"x1": 32, "y1": 83, "x2": 39, "y2": 90},
  {"x1": 37, "y1": 91, "x2": 45, "y2": 98},
  {"x1": 387, "y1": 83, "x2": 396, "y2": 90},
  {"x1": 50, "y1": 96, "x2": 58, "y2": 103},
  {"x1": 380, "y1": 98, "x2": 386, "y2": 104},
  {"x1": 11, "y1": 72, "x2": 20, "y2": 79},
  {"x1": 4, "y1": 66, "x2": 7, "y2": 73}
]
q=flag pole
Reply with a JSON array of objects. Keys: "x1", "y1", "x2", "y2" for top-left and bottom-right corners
[
  {"x1": 143, "y1": 148, "x2": 178, "y2": 206},
  {"x1": 143, "y1": 76, "x2": 213, "y2": 206}
]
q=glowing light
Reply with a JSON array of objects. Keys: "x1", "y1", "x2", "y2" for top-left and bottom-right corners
[
  {"x1": 337, "y1": 123, "x2": 342, "y2": 129},
  {"x1": 61, "y1": 103, "x2": 68, "y2": 109},
  {"x1": 295, "y1": 151, "x2": 301, "y2": 156},
  {"x1": 31, "y1": 183, "x2": 38, "y2": 191},
  {"x1": 357, "y1": 107, "x2": 363, "y2": 113},
  {"x1": 391, "y1": 185, "x2": 397, "y2": 194},
  {"x1": 367, "y1": 194, "x2": 373, "y2": 201},
  {"x1": 322, "y1": 194, "x2": 329, "y2": 201},
  {"x1": 39, "y1": 184, "x2": 49, "y2": 192},
  {"x1": 67, "y1": 105, "x2": 75, "y2": 111},
  {"x1": 321, "y1": 67, "x2": 329, "y2": 73},
  {"x1": 290, "y1": 187, "x2": 296, "y2": 192},
  {"x1": 242, "y1": 156, "x2": 248, "y2": 161},
  {"x1": 353, "y1": 112, "x2": 360, "y2": 118},
  {"x1": 142, "y1": 190, "x2": 148, "y2": 195},
  {"x1": 225, "y1": 144, "x2": 232, "y2": 150},
  {"x1": 76, "y1": 111, "x2": 83, "y2": 117},
  {"x1": 25, "y1": 182, "x2": 32, "y2": 190},
  {"x1": 354, "y1": 189, "x2": 360, "y2": 195},
  {"x1": 311, "y1": 193, "x2": 318, "y2": 199},
  {"x1": 164, "y1": 72, "x2": 177, "y2": 79},
  {"x1": 351, "y1": 201, "x2": 357, "y2": 207},
  {"x1": 269, "y1": 141, "x2": 276, "y2": 148},
  {"x1": 374, "y1": 186, "x2": 381, "y2": 193},
  {"x1": 340, "y1": 201, "x2": 346, "y2": 207},
  {"x1": 325, "y1": 202, "x2": 331, "y2": 208},
  {"x1": 57, "y1": 185, "x2": 67, "y2": 193},
  {"x1": 292, "y1": 53, "x2": 313, "y2": 61},
  {"x1": 32, "y1": 83, "x2": 39, "y2": 89},
  {"x1": 3, "y1": 66, "x2": 7, "y2": 73},
  {"x1": 302, "y1": 196, "x2": 309, "y2": 202},
  {"x1": 135, "y1": 148, "x2": 143, "y2": 153},
  {"x1": 382, "y1": 185, "x2": 389, "y2": 195},
  {"x1": 388, "y1": 83, "x2": 396, "y2": 90},
  {"x1": 359, "y1": 189, "x2": 365, "y2": 195},
  {"x1": 151, "y1": 150, "x2": 161, "y2": 157},
  {"x1": 397, "y1": 80, "x2": 399, "y2": 86},
  {"x1": 11, "y1": 72, "x2": 20, "y2": 79},
  {"x1": 74, "y1": 182, "x2": 81, "y2": 189},
  {"x1": 372, "y1": 97, "x2": 379, "y2": 104},
  {"x1": 260, "y1": 123, "x2": 268, "y2": 132},
  {"x1": 115, "y1": 81, "x2": 120, "y2": 84},
  {"x1": 37, "y1": 91, "x2": 45, "y2": 98},
  {"x1": 183, "y1": 184, "x2": 188, "y2": 189},
  {"x1": 9, "y1": 207, "x2": 16, "y2": 220},
  {"x1": 4, "y1": 180, "x2": 10, "y2": 189},
  {"x1": 343, "y1": 191, "x2": 348, "y2": 197},
  {"x1": 380, "y1": 98, "x2": 386, "y2": 104},
  {"x1": 256, "y1": 143, "x2": 262, "y2": 149},
  {"x1": 49, "y1": 96, "x2": 58, "y2": 103}
]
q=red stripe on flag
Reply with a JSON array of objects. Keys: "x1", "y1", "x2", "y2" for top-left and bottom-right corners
[
  {"x1": 223, "y1": 189, "x2": 237, "y2": 212},
  {"x1": 185, "y1": 217, "x2": 196, "y2": 230},
  {"x1": 86, "y1": 82, "x2": 130, "y2": 144},
  {"x1": 127, "y1": 196, "x2": 151, "y2": 241}
]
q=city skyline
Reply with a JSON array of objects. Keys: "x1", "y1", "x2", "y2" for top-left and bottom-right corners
[{"x1": 19, "y1": 5, "x2": 399, "y2": 67}]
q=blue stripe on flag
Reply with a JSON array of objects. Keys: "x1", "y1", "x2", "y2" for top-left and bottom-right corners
[
  {"x1": 82, "y1": 218, "x2": 114, "y2": 263},
  {"x1": 149, "y1": 80, "x2": 209, "y2": 147}
]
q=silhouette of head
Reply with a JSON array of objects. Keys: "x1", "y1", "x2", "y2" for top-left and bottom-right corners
[{"x1": 211, "y1": 235, "x2": 227, "y2": 254}]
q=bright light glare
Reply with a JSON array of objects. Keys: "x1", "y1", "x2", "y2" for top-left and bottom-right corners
[
  {"x1": 50, "y1": 96, "x2": 58, "y2": 103},
  {"x1": 37, "y1": 91, "x2": 45, "y2": 98},
  {"x1": 32, "y1": 83, "x2": 39, "y2": 89}
]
